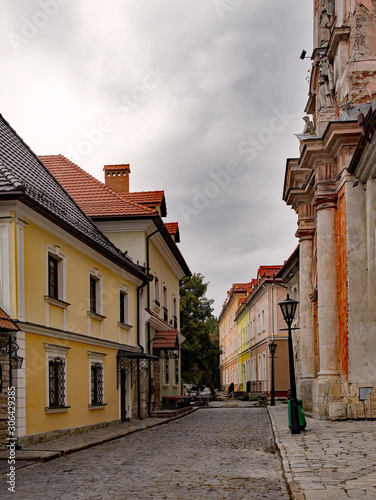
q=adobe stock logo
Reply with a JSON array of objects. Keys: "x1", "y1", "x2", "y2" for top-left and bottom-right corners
[
  {"x1": 64, "y1": 66, "x2": 167, "y2": 165},
  {"x1": 238, "y1": 107, "x2": 297, "y2": 162},
  {"x1": 7, "y1": 0, "x2": 71, "y2": 54},
  {"x1": 213, "y1": 0, "x2": 244, "y2": 21},
  {"x1": 179, "y1": 162, "x2": 242, "y2": 224}
]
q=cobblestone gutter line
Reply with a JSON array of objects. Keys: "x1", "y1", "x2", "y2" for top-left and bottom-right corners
[{"x1": 268, "y1": 406, "x2": 306, "y2": 500}]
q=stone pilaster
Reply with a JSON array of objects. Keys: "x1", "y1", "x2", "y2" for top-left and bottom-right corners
[
  {"x1": 296, "y1": 230, "x2": 315, "y2": 412},
  {"x1": 313, "y1": 197, "x2": 340, "y2": 418}
]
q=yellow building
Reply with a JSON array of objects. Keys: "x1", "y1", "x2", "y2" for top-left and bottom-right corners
[
  {"x1": 0, "y1": 114, "x2": 188, "y2": 446},
  {"x1": 40, "y1": 156, "x2": 190, "y2": 414},
  {"x1": 218, "y1": 283, "x2": 250, "y2": 393},
  {"x1": 235, "y1": 303, "x2": 250, "y2": 393}
]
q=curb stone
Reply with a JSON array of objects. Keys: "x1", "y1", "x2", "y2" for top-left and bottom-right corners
[{"x1": 267, "y1": 406, "x2": 306, "y2": 500}]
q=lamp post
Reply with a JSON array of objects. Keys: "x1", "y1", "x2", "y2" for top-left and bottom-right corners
[
  {"x1": 268, "y1": 341, "x2": 278, "y2": 406},
  {"x1": 278, "y1": 293, "x2": 300, "y2": 434}
]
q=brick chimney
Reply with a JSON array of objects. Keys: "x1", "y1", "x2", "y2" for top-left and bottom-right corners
[{"x1": 103, "y1": 164, "x2": 130, "y2": 193}]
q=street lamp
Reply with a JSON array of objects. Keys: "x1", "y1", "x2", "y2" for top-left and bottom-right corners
[
  {"x1": 268, "y1": 341, "x2": 278, "y2": 406},
  {"x1": 279, "y1": 293, "x2": 300, "y2": 434}
]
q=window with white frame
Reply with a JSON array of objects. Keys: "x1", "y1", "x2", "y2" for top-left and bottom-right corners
[
  {"x1": 172, "y1": 296, "x2": 177, "y2": 328},
  {"x1": 46, "y1": 245, "x2": 66, "y2": 302},
  {"x1": 89, "y1": 269, "x2": 103, "y2": 315},
  {"x1": 173, "y1": 357, "x2": 179, "y2": 386},
  {"x1": 163, "y1": 357, "x2": 169, "y2": 385},
  {"x1": 88, "y1": 352, "x2": 106, "y2": 407},
  {"x1": 44, "y1": 343, "x2": 70, "y2": 411},
  {"x1": 154, "y1": 275, "x2": 160, "y2": 307},
  {"x1": 119, "y1": 287, "x2": 129, "y2": 325},
  {"x1": 262, "y1": 310, "x2": 265, "y2": 331},
  {"x1": 162, "y1": 284, "x2": 168, "y2": 322},
  {"x1": 91, "y1": 363, "x2": 104, "y2": 404},
  {"x1": 258, "y1": 354, "x2": 262, "y2": 381}
]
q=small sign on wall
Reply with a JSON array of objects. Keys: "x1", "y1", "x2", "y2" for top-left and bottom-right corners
[
  {"x1": 359, "y1": 387, "x2": 373, "y2": 401},
  {"x1": 359, "y1": 387, "x2": 373, "y2": 421}
]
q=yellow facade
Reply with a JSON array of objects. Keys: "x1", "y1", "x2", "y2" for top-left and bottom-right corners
[
  {"x1": 4, "y1": 205, "x2": 144, "y2": 439},
  {"x1": 98, "y1": 224, "x2": 185, "y2": 405},
  {"x1": 25, "y1": 333, "x2": 120, "y2": 435},
  {"x1": 23, "y1": 220, "x2": 138, "y2": 343},
  {"x1": 236, "y1": 306, "x2": 250, "y2": 392}
]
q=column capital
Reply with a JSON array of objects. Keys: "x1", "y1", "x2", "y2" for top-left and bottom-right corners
[{"x1": 296, "y1": 227, "x2": 315, "y2": 241}]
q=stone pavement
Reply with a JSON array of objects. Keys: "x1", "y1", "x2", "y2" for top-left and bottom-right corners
[
  {"x1": 269, "y1": 404, "x2": 376, "y2": 500},
  {"x1": 0, "y1": 407, "x2": 197, "y2": 472},
  {"x1": 2, "y1": 405, "x2": 288, "y2": 499}
]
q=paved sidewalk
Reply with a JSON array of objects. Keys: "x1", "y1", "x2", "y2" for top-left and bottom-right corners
[
  {"x1": 269, "y1": 405, "x2": 376, "y2": 500},
  {"x1": 0, "y1": 407, "x2": 197, "y2": 469}
]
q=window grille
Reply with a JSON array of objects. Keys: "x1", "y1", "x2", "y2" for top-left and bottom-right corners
[
  {"x1": 49, "y1": 357, "x2": 65, "y2": 407},
  {"x1": 91, "y1": 362, "x2": 104, "y2": 405}
]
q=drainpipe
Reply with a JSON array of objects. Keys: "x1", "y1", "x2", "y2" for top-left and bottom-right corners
[
  {"x1": 137, "y1": 279, "x2": 149, "y2": 419},
  {"x1": 146, "y1": 227, "x2": 163, "y2": 416}
]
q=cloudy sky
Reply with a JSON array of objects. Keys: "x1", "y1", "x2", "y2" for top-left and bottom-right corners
[{"x1": 0, "y1": 1, "x2": 313, "y2": 316}]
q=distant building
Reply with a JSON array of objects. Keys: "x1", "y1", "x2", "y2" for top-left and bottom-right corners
[
  {"x1": 236, "y1": 267, "x2": 289, "y2": 398},
  {"x1": 283, "y1": 1, "x2": 376, "y2": 419},
  {"x1": 218, "y1": 284, "x2": 249, "y2": 393}
]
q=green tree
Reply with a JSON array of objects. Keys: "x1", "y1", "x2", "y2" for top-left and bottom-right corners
[{"x1": 180, "y1": 273, "x2": 220, "y2": 389}]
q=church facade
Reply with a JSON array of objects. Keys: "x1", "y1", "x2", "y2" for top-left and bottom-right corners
[{"x1": 283, "y1": 0, "x2": 376, "y2": 419}]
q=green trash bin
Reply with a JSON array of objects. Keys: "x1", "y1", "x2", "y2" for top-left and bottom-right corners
[{"x1": 288, "y1": 399, "x2": 306, "y2": 430}]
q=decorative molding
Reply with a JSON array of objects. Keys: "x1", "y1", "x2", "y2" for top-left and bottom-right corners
[
  {"x1": 327, "y1": 26, "x2": 351, "y2": 60},
  {"x1": 87, "y1": 312, "x2": 107, "y2": 321},
  {"x1": 44, "y1": 343, "x2": 71, "y2": 356},
  {"x1": 20, "y1": 321, "x2": 140, "y2": 351},
  {"x1": 16, "y1": 219, "x2": 27, "y2": 322},
  {"x1": 45, "y1": 406, "x2": 70, "y2": 414},
  {"x1": 87, "y1": 351, "x2": 107, "y2": 361},
  {"x1": 0, "y1": 217, "x2": 12, "y2": 315},
  {"x1": 44, "y1": 296, "x2": 70, "y2": 309}
]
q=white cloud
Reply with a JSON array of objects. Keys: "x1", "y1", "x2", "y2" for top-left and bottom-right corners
[{"x1": 0, "y1": 0, "x2": 313, "y2": 315}]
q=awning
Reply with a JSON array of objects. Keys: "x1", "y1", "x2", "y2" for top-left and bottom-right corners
[
  {"x1": 153, "y1": 330, "x2": 185, "y2": 359},
  {"x1": 0, "y1": 308, "x2": 20, "y2": 332},
  {"x1": 153, "y1": 331, "x2": 180, "y2": 350}
]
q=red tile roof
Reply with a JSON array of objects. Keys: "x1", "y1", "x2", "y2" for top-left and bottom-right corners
[
  {"x1": 0, "y1": 309, "x2": 20, "y2": 331},
  {"x1": 257, "y1": 266, "x2": 282, "y2": 279},
  {"x1": 118, "y1": 191, "x2": 167, "y2": 217},
  {"x1": 39, "y1": 155, "x2": 156, "y2": 218},
  {"x1": 153, "y1": 330, "x2": 180, "y2": 349},
  {"x1": 165, "y1": 222, "x2": 180, "y2": 242}
]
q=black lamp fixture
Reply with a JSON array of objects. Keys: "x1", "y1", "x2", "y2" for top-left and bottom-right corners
[
  {"x1": 0, "y1": 335, "x2": 23, "y2": 388},
  {"x1": 300, "y1": 50, "x2": 312, "y2": 60},
  {"x1": 268, "y1": 341, "x2": 278, "y2": 406},
  {"x1": 279, "y1": 293, "x2": 300, "y2": 434}
]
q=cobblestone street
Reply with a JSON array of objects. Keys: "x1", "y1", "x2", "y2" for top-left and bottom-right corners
[{"x1": 4, "y1": 407, "x2": 289, "y2": 499}]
